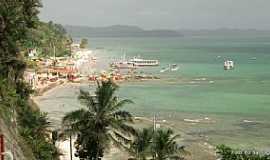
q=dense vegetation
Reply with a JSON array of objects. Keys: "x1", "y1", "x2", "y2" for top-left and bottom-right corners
[
  {"x1": 62, "y1": 80, "x2": 186, "y2": 160},
  {"x1": 217, "y1": 145, "x2": 270, "y2": 160},
  {"x1": 62, "y1": 80, "x2": 135, "y2": 159},
  {"x1": 128, "y1": 127, "x2": 186, "y2": 160},
  {"x1": 80, "y1": 38, "x2": 88, "y2": 49},
  {"x1": 0, "y1": 1, "x2": 60, "y2": 159},
  {"x1": 24, "y1": 21, "x2": 72, "y2": 57}
]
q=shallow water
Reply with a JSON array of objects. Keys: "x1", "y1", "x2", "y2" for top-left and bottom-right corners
[{"x1": 38, "y1": 36, "x2": 270, "y2": 151}]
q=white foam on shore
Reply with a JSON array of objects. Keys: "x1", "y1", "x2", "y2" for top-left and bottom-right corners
[
  {"x1": 184, "y1": 119, "x2": 201, "y2": 123},
  {"x1": 194, "y1": 78, "x2": 207, "y2": 81},
  {"x1": 243, "y1": 120, "x2": 256, "y2": 123}
]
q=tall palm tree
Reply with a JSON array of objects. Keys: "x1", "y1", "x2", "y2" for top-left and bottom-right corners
[
  {"x1": 62, "y1": 80, "x2": 135, "y2": 160},
  {"x1": 128, "y1": 127, "x2": 154, "y2": 160},
  {"x1": 151, "y1": 129, "x2": 185, "y2": 160}
]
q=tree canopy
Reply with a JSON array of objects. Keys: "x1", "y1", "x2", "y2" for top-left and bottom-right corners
[
  {"x1": 217, "y1": 145, "x2": 270, "y2": 160},
  {"x1": 80, "y1": 38, "x2": 88, "y2": 49},
  {"x1": 62, "y1": 80, "x2": 135, "y2": 160},
  {"x1": 0, "y1": 1, "x2": 60, "y2": 159}
]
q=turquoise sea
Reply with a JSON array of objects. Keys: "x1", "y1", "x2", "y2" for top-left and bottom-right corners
[{"x1": 38, "y1": 35, "x2": 270, "y2": 152}]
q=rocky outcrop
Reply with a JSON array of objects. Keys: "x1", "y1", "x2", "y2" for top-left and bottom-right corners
[{"x1": 0, "y1": 118, "x2": 35, "y2": 160}]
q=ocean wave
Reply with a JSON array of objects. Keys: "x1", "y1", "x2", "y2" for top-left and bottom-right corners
[
  {"x1": 194, "y1": 78, "x2": 207, "y2": 81},
  {"x1": 184, "y1": 119, "x2": 201, "y2": 123}
]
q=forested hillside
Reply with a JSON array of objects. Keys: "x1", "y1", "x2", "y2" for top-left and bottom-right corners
[
  {"x1": 0, "y1": 1, "x2": 65, "y2": 159},
  {"x1": 24, "y1": 21, "x2": 72, "y2": 57}
]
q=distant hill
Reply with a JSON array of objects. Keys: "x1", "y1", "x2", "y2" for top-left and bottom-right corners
[
  {"x1": 178, "y1": 29, "x2": 270, "y2": 37},
  {"x1": 65, "y1": 25, "x2": 183, "y2": 37},
  {"x1": 65, "y1": 25, "x2": 270, "y2": 38}
]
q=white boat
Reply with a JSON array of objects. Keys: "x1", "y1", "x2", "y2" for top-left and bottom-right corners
[
  {"x1": 170, "y1": 64, "x2": 179, "y2": 71},
  {"x1": 160, "y1": 64, "x2": 179, "y2": 72},
  {"x1": 224, "y1": 60, "x2": 234, "y2": 70},
  {"x1": 160, "y1": 67, "x2": 170, "y2": 73},
  {"x1": 129, "y1": 57, "x2": 159, "y2": 66},
  {"x1": 111, "y1": 61, "x2": 136, "y2": 69}
]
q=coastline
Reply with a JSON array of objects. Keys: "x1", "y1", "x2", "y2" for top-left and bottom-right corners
[
  {"x1": 33, "y1": 82, "x2": 217, "y2": 160},
  {"x1": 30, "y1": 79, "x2": 68, "y2": 112},
  {"x1": 34, "y1": 80, "x2": 66, "y2": 97},
  {"x1": 29, "y1": 47, "x2": 216, "y2": 159}
]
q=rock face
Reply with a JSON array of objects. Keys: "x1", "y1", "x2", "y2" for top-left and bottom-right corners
[{"x1": 0, "y1": 118, "x2": 34, "y2": 160}]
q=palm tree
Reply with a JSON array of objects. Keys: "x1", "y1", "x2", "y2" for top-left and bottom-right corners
[
  {"x1": 151, "y1": 129, "x2": 185, "y2": 160},
  {"x1": 62, "y1": 80, "x2": 135, "y2": 160},
  {"x1": 128, "y1": 127, "x2": 154, "y2": 160}
]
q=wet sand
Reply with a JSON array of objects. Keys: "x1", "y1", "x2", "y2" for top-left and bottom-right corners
[{"x1": 34, "y1": 83, "x2": 217, "y2": 160}]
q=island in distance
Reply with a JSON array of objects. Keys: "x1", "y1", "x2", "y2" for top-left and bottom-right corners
[
  {"x1": 65, "y1": 25, "x2": 270, "y2": 38},
  {"x1": 65, "y1": 25, "x2": 183, "y2": 37}
]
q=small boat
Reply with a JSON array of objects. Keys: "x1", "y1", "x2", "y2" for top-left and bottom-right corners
[
  {"x1": 160, "y1": 67, "x2": 169, "y2": 73},
  {"x1": 111, "y1": 61, "x2": 136, "y2": 69},
  {"x1": 160, "y1": 65, "x2": 170, "y2": 73},
  {"x1": 129, "y1": 57, "x2": 159, "y2": 66},
  {"x1": 170, "y1": 64, "x2": 179, "y2": 71},
  {"x1": 224, "y1": 60, "x2": 234, "y2": 70}
]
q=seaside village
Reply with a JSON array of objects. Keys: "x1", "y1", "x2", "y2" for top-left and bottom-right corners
[
  {"x1": 25, "y1": 43, "x2": 102, "y2": 94},
  {"x1": 24, "y1": 42, "x2": 162, "y2": 94},
  {"x1": 24, "y1": 41, "x2": 236, "y2": 94}
]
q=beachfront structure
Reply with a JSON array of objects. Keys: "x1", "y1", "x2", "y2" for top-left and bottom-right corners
[
  {"x1": 24, "y1": 70, "x2": 38, "y2": 89},
  {"x1": 129, "y1": 57, "x2": 159, "y2": 66},
  {"x1": 111, "y1": 56, "x2": 159, "y2": 69},
  {"x1": 71, "y1": 43, "x2": 80, "y2": 52},
  {"x1": 111, "y1": 61, "x2": 136, "y2": 69}
]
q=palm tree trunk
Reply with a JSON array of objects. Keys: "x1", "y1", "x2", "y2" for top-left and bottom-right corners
[{"x1": 70, "y1": 135, "x2": 73, "y2": 160}]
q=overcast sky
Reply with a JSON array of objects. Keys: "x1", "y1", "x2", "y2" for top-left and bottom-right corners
[{"x1": 39, "y1": 0, "x2": 270, "y2": 30}]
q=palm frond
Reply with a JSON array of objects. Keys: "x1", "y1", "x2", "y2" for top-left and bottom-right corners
[
  {"x1": 112, "y1": 131, "x2": 132, "y2": 145},
  {"x1": 113, "y1": 110, "x2": 133, "y2": 122},
  {"x1": 78, "y1": 90, "x2": 97, "y2": 112},
  {"x1": 62, "y1": 109, "x2": 87, "y2": 125},
  {"x1": 61, "y1": 79, "x2": 135, "y2": 159},
  {"x1": 110, "y1": 99, "x2": 133, "y2": 112},
  {"x1": 111, "y1": 120, "x2": 136, "y2": 136}
]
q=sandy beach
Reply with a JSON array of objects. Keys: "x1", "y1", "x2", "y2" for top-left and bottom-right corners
[{"x1": 34, "y1": 82, "x2": 217, "y2": 160}]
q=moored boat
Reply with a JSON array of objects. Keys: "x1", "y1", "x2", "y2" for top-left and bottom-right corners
[
  {"x1": 224, "y1": 60, "x2": 234, "y2": 70},
  {"x1": 170, "y1": 64, "x2": 179, "y2": 71},
  {"x1": 111, "y1": 61, "x2": 136, "y2": 69},
  {"x1": 129, "y1": 57, "x2": 159, "y2": 66}
]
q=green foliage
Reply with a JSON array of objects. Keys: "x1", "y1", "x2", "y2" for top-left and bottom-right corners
[
  {"x1": 128, "y1": 128, "x2": 154, "y2": 160},
  {"x1": 127, "y1": 128, "x2": 186, "y2": 160},
  {"x1": 0, "y1": 78, "x2": 18, "y2": 121},
  {"x1": 25, "y1": 59, "x2": 38, "y2": 69},
  {"x1": 151, "y1": 129, "x2": 185, "y2": 160},
  {"x1": 17, "y1": 99, "x2": 59, "y2": 160},
  {"x1": 0, "y1": 0, "x2": 41, "y2": 78},
  {"x1": 24, "y1": 21, "x2": 72, "y2": 57},
  {"x1": 62, "y1": 80, "x2": 134, "y2": 160},
  {"x1": 217, "y1": 145, "x2": 270, "y2": 160},
  {"x1": 0, "y1": 1, "x2": 60, "y2": 159},
  {"x1": 80, "y1": 38, "x2": 88, "y2": 49}
]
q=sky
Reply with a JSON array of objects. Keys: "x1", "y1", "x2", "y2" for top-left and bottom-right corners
[{"x1": 39, "y1": 0, "x2": 270, "y2": 30}]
